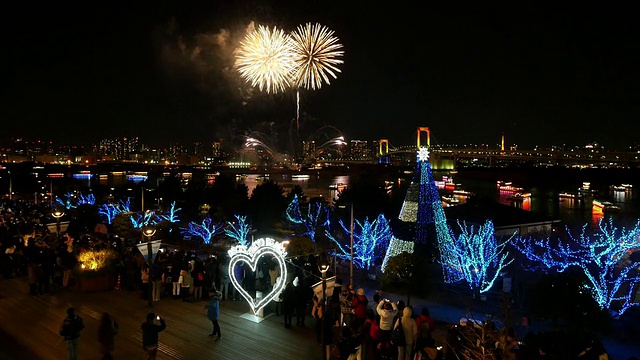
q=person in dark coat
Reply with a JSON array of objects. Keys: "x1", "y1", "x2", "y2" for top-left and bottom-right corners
[
  {"x1": 60, "y1": 307, "x2": 85, "y2": 360},
  {"x1": 141, "y1": 312, "x2": 166, "y2": 360},
  {"x1": 204, "y1": 289, "x2": 222, "y2": 339},
  {"x1": 282, "y1": 281, "x2": 295, "y2": 328},
  {"x1": 97, "y1": 312, "x2": 118, "y2": 360},
  {"x1": 293, "y1": 276, "x2": 309, "y2": 327}
]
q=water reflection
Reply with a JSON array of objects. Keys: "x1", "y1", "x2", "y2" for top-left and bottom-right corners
[{"x1": 238, "y1": 174, "x2": 350, "y2": 203}]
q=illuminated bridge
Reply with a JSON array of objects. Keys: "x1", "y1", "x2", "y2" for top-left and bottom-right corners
[{"x1": 321, "y1": 127, "x2": 640, "y2": 170}]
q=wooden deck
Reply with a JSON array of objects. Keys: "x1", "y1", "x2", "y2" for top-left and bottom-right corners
[{"x1": 0, "y1": 277, "x2": 322, "y2": 360}]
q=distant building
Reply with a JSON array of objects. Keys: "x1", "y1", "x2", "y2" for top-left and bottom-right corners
[
  {"x1": 349, "y1": 140, "x2": 371, "y2": 160},
  {"x1": 302, "y1": 140, "x2": 316, "y2": 161},
  {"x1": 212, "y1": 140, "x2": 222, "y2": 158},
  {"x1": 98, "y1": 137, "x2": 139, "y2": 161}
]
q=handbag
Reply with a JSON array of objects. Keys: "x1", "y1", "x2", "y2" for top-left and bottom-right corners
[{"x1": 391, "y1": 318, "x2": 405, "y2": 346}]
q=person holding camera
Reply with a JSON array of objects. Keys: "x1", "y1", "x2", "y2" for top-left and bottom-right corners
[
  {"x1": 141, "y1": 313, "x2": 166, "y2": 360},
  {"x1": 377, "y1": 298, "x2": 398, "y2": 356}
]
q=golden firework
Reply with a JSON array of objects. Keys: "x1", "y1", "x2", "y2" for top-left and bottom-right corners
[
  {"x1": 290, "y1": 23, "x2": 344, "y2": 90},
  {"x1": 235, "y1": 25, "x2": 295, "y2": 94}
]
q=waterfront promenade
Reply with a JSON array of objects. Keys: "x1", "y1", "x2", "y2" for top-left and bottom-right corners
[
  {"x1": 2, "y1": 275, "x2": 638, "y2": 359},
  {"x1": 0, "y1": 277, "x2": 322, "y2": 360},
  {"x1": 0, "y1": 275, "x2": 454, "y2": 360}
]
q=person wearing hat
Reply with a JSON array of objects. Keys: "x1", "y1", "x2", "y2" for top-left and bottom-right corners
[
  {"x1": 204, "y1": 288, "x2": 222, "y2": 339},
  {"x1": 351, "y1": 288, "x2": 369, "y2": 325}
]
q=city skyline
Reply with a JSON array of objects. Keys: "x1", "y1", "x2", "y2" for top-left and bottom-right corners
[{"x1": 3, "y1": 2, "x2": 639, "y2": 149}]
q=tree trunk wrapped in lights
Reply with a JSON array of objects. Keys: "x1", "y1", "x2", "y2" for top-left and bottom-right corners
[
  {"x1": 325, "y1": 213, "x2": 392, "y2": 270},
  {"x1": 159, "y1": 201, "x2": 181, "y2": 223},
  {"x1": 225, "y1": 214, "x2": 252, "y2": 246},
  {"x1": 285, "y1": 194, "x2": 330, "y2": 242},
  {"x1": 445, "y1": 220, "x2": 514, "y2": 294},
  {"x1": 181, "y1": 217, "x2": 224, "y2": 244}
]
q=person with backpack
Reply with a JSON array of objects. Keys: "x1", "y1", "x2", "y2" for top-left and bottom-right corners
[{"x1": 59, "y1": 307, "x2": 85, "y2": 360}]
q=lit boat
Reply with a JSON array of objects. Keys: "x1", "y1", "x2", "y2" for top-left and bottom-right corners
[
  {"x1": 592, "y1": 200, "x2": 621, "y2": 213},
  {"x1": 453, "y1": 189, "x2": 474, "y2": 197},
  {"x1": 291, "y1": 174, "x2": 309, "y2": 180},
  {"x1": 444, "y1": 182, "x2": 458, "y2": 191},
  {"x1": 509, "y1": 192, "x2": 531, "y2": 201},
  {"x1": 497, "y1": 181, "x2": 523, "y2": 192},
  {"x1": 441, "y1": 195, "x2": 460, "y2": 207},
  {"x1": 559, "y1": 192, "x2": 583, "y2": 200},
  {"x1": 610, "y1": 185, "x2": 626, "y2": 192},
  {"x1": 73, "y1": 171, "x2": 92, "y2": 179}
]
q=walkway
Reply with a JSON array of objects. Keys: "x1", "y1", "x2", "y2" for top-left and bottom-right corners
[{"x1": 0, "y1": 277, "x2": 319, "y2": 360}]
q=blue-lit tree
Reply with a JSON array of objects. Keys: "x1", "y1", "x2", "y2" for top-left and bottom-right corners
[
  {"x1": 56, "y1": 192, "x2": 78, "y2": 210},
  {"x1": 130, "y1": 211, "x2": 158, "y2": 229},
  {"x1": 98, "y1": 203, "x2": 120, "y2": 224},
  {"x1": 325, "y1": 213, "x2": 392, "y2": 270},
  {"x1": 181, "y1": 217, "x2": 224, "y2": 244},
  {"x1": 446, "y1": 220, "x2": 514, "y2": 294},
  {"x1": 512, "y1": 218, "x2": 640, "y2": 316},
  {"x1": 77, "y1": 193, "x2": 95, "y2": 206},
  {"x1": 285, "y1": 194, "x2": 330, "y2": 242},
  {"x1": 159, "y1": 201, "x2": 181, "y2": 223},
  {"x1": 118, "y1": 198, "x2": 131, "y2": 213},
  {"x1": 225, "y1": 215, "x2": 252, "y2": 246}
]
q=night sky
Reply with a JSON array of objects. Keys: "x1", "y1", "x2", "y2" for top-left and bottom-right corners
[{"x1": 2, "y1": 1, "x2": 638, "y2": 150}]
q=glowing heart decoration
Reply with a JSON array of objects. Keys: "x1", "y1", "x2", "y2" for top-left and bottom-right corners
[{"x1": 228, "y1": 237, "x2": 287, "y2": 315}]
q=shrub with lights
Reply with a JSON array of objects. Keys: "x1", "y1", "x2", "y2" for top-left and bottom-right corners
[{"x1": 75, "y1": 248, "x2": 119, "y2": 277}]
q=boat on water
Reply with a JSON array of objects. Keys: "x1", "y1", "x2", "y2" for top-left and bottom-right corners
[
  {"x1": 441, "y1": 195, "x2": 460, "y2": 207},
  {"x1": 559, "y1": 192, "x2": 584, "y2": 200},
  {"x1": 509, "y1": 192, "x2": 531, "y2": 201},
  {"x1": 453, "y1": 189, "x2": 474, "y2": 197},
  {"x1": 593, "y1": 199, "x2": 621, "y2": 213},
  {"x1": 497, "y1": 181, "x2": 523, "y2": 192},
  {"x1": 291, "y1": 174, "x2": 309, "y2": 180},
  {"x1": 611, "y1": 184, "x2": 633, "y2": 192}
]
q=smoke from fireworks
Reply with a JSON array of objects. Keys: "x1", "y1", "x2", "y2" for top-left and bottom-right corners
[
  {"x1": 290, "y1": 23, "x2": 344, "y2": 90},
  {"x1": 235, "y1": 25, "x2": 295, "y2": 94}
]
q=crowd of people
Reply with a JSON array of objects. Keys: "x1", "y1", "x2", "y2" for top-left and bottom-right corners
[
  {"x1": 0, "y1": 200, "x2": 620, "y2": 360},
  {"x1": 305, "y1": 282, "x2": 443, "y2": 360}
]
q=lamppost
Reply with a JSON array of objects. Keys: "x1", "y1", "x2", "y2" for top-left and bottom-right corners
[
  {"x1": 142, "y1": 225, "x2": 156, "y2": 308},
  {"x1": 318, "y1": 256, "x2": 330, "y2": 360},
  {"x1": 52, "y1": 209, "x2": 65, "y2": 237},
  {"x1": 339, "y1": 203, "x2": 354, "y2": 286}
]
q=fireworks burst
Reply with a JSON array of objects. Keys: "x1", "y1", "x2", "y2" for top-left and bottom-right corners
[
  {"x1": 235, "y1": 25, "x2": 295, "y2": 94},
  {"x1": 290, "y1": 23, "x2": 344, "y2": 90}
]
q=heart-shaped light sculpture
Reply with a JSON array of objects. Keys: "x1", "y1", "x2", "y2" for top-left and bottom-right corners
[{"x1": 228, "y1": 237, "x2": 287, "y2": 315}]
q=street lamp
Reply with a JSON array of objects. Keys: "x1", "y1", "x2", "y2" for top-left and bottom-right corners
[
  {"x1": 51, "y1": 209, "x2": 65, "y2": 237},
  {"x1": 318, "y1": 256, "x2": 330, "y2": 360},
  {"x1": 339, "y1": 203, "x2": 354, "y2": 286},
  {"x1": 142, "y1": 225, "x2": 157, "y2": 308}
]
